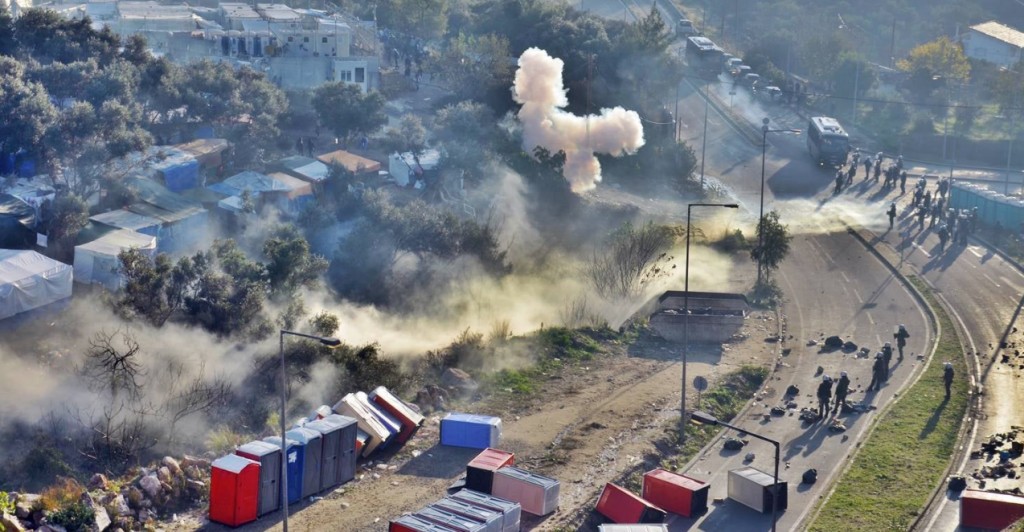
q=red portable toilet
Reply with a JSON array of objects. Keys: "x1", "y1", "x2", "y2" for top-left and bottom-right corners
[
  {"x1": 466, "y1": 448, "x2": 515, "y2": 494},
  {"x1": 642, "y1": 468, "x2": 709, "y2": 517},
  {"x1": 961, "y1": 489, "x2": 1024, "y2": 530},
  {"x1": 209, "y1": 454, "x2": 260, "y2": 527},
  {"x1": 596, "y1": 483, "x2": 666, "y2": 524},
  {"x1": 370, "y1": 385, "x2": 425, "y2": 442}
]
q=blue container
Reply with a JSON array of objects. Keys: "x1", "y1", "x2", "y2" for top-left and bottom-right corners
[
  {"x1": 356, "y1": 391, "x2": 401, "y2": 449},
  {"x1": 286, "y1": 427, "x2": 322, "y2": 500},
  {"x1": 263, "y1": 436, "x2": 302, "y2": 504},
  {"x1": 440, "y1": 413, "x2": 502, "y2": 449}
]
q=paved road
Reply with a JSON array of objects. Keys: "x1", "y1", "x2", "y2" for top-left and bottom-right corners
[{"x1": 661, "y1": 69, "x2": 933, "y2": 531}]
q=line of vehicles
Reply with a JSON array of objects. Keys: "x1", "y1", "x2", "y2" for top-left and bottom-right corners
[{"x1": 681, "y1": 33, "x2": 852, "y2": 169}]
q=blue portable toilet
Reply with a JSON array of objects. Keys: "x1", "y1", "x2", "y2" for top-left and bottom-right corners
[
  {"x1": 286, "y1": 427, "x2": 323, "y2": 500},
  {"x1": 263, "y1": 436, "x2": 302, "y2": 505},
  {"x1": 440, "y1": 413, "x2": 502, "y2": 449}
]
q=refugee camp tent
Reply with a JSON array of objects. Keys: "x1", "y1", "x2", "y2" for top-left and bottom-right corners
[
  {"x1": 124, "y1": 177, "x2": 208, "y2": 254},
  {"x1": 73, "y1": 229, "x2": 156, "y2": 290},
  {"x1": 150, "y1": 147, "x2": 201, "y2": 191},
  {"x1": 317, "y1": 149, "x2": 382, "y2": 175},
  {"x1": 0, "y1": 249, "x2": 73, "y2": 320},
  {"x1": 0, "y1": 194, "x2": 38, "y2": 249},
  {"x1": 207, "y1": 170, "x2": 298, "y2": 214},
  {"x1": 275, "y1": 155, "x2": 330, "y2": 183}
]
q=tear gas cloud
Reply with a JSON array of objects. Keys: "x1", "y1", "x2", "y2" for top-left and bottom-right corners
[
  {"x1": 513, "y1": 48, "x2": 645, "y2": 192},
  {"x1": 773, "y1": 196, "x2": 896, "y2": 236}
]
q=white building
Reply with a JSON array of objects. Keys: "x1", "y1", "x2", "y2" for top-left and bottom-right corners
[
  {"x1": 963, "y1": 21, "x2": 1024, "y2": 68},
  {"x1": 115, "y1": 1, "x2": 197, "y2": 35}
]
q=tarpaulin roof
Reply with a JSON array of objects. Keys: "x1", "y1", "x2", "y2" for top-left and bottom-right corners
[
  {"x1": 317, "y1": 149, "x2": 382, "y2": 174},
  {"x1": 76, "y1": 228, "x2": 156, "y2": 256},
  {"x1": 124, "y1": 177, "x2": 206, "y2": 223},
  {"x1": 174, "y1": 138, "x2": 228, "y2": 163},
  {"x1": 210, "y1": 170, "x2": 291, "y2": 196},
  {"x1": 0, "y1": 194, "x2": 35, "y2": 229},
  {"x1": 0, "y1": 249, "x2": 72, "y2": 320},
  {"x1": 267, "y1": 172, "x2": 313, "y2": 198},
  {"x1": 90, "y1": 209, "x2": 162, "y2": 232},
  {"x1": 276, "y1": 156, "x2": 329, "y2": 183}
]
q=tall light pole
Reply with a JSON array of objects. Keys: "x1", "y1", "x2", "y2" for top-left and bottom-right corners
[
  {"x1": 757, "y1": 118, "x2": 801, "y2": 285},
  {"x1": 280, "y1": 330, "x2": 341, "y2": 532},
  {"x1": 699, "y1": 77, "x2": 710, "y2": 190},
  {"x1": 691, "y1": 410, "x2": 781, "y2": 532},
  {"x1": 682, "y1": 203, "x2": 738, "y2": 444}
]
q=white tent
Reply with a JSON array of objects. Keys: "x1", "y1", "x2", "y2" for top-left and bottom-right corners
[
  {"x1": 0, "y1": 249, "x2": 73, "y2": 320},
  {"x1": 73, "y1": 229, "x2": 157, "y2": 291}
]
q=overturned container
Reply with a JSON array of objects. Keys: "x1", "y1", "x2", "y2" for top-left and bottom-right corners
[
  {"x1": 466, "y1": 448, "x2": 515, "y2": 494},
  {"x1": 450, "y1": 489, "x2": 522, "y2": 532},
  {"x1": 727, "y1": 466, "x2": 787, "y2": 514},
  {"x1": 642, "y1": 468, "x2": 709, "y2": 517},
  {"x1": 441, "y1": 413, "x2": 502, "y2": 449},
  {"x1": 491, "y1": 466, "x2": 559, "y2": 516},
  {"x1": 370, "y1": 385, "x2": 425, "y2": 443},
  {"x1": 431, "y1": 497, "x2": 504, "y2": 532},
  {"x1": 334, "y1": 392, "x2": 392, "y2": 456},
  {"x1": 596, "y1": 482, "x2": 666, "y2": 524}
]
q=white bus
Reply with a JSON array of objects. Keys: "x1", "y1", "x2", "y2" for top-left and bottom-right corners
[{"x1": 806, "y1": 116, "x2": 850, "y2": 167}]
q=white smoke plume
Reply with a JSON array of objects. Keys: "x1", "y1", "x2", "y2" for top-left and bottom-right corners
[{"x1": 513, "y1": 48, "x2": 645, "y2": 192}]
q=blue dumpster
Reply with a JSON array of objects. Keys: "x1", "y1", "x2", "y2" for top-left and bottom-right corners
[
  {"x1": 440, "y1": 413, "x2": 502, "y2": 449},
  {"x1": 286, "y1": 427, "x2": 323, "y2": 499},
  {"x1": 263, "y1": 436, "x2": 302, "y2": 505}
]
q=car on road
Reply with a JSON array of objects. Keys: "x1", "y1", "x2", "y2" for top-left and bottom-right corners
[
  {"x1": 724, "y1": 56, "x2": 743, "y2": 74},
  {"x1": 741, "y1": 73, "x2": 761, "y2": 88},
  {"x1": 677, "y1": 19, "x2": 697, "y2": 36}
]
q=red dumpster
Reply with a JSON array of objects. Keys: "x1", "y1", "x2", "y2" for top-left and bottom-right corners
[
  {"x1": 961, "y1": 489, "x2": 1024, "y2": 530},
  {"x1": 642, "y1": 468, "x2": 709, "y2": 517},
  {"x1": 209, "y1": 454, "x2": 260, "y2": 527},
  {"x1": 466, "y1": 448, "x2": 515, "y2": 494},
  {"x1": 596, "y1": 483, "x2": 666, "y2": 524}
]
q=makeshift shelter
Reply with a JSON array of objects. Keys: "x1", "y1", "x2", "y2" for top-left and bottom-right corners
[
  {"x1": 90, "y1": 209, "x2": 162, "y2": 238},
  {"x1": 0, "y1": 194, "x2": 38, "y2": 249},
  {"x1": 0, "y1": 249, "x2": 73, "y2": 320},
  {"x1": 207, "y1": 170, "x2": 303, "y2": 214},
  {"x1": 209, "y1": 454, "x2": 260, "y2": 527},
  {"x1": 73, "y1": 229, "x2": 156, "y2": 290},
  {"x1": 317, "y1": 149, "x2": 382, "y2": 175},
  {"x1": 267, "y1": 172, "x2": 314, "y2": 213},
  {"x1": 150, "y1": 148, "x2": 201, "y2": 192},
  {"x1": 175, "y1": 138, "x2": 229, "y2": 169},
  {"x1": 124, "y1": 177, "x2": 208, "y2": 254},
  {"x1": 275, "y1": 155, "x2": 330, "y2": 184},
  {"x1": 388, "y1": 149, "x2": 440, "y2": 187}
]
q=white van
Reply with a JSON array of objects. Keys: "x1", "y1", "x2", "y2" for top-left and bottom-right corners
[{"x1": 677, "y1": 19, "x2": 697, "y2": 36}]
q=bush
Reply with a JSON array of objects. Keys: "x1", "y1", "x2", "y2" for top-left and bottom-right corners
[
  {"x1": 17, "y1": 445, "x2": 74, "y2": 492},
  {"x1": 39, "y1": 478, "x2": 84, "y2": 513},
  {"x1": 712, "y1": 229, "x2": 749, "y2": 253},
  {"x1": 48, "y1": 501, "x2": 94, "y2": 532},
  {"x1": 205, "y1": 426, "x2": 249, "y2": 456},
  {"x1": 0, "y1": 491, "x2": 15, "y2": 514}
]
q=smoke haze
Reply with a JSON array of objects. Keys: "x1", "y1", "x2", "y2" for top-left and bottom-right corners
[{"x1": 513, "y1": 48, "x2": 645, "y2": 192}]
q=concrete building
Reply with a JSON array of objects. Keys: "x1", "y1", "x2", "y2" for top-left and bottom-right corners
[
  {"x1": 114, "y1": 2, "x2": 197, "y2": 35},
  {"x1": 963, "y1": 21, "x2": 1024, "y2": 68}
]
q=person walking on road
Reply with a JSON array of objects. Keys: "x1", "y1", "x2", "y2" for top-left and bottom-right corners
[
  {"x1": 868, "y1": 353, "x2": 885, "y2": 391},
  {"x1": 895, "y1": 324, "x2": 910, "y2": 359},
  {"x1": 943, "y1": 362, "x2": 954, "y2": 398},
  {"x1": 917, "y1": 205, "x2": 927, "y2": 228},
  {"x1": 938, "y1": 223, "x2": 950, "y2": 252},
  {"x1": 938, "y1": 178, "x2": 949, "y2": 199},
  {"x1": 874, "y1": 158, "x2": 883, "y2": 181},
  {"x1": 834, "y1": 170, "x2": 844, "y2": 194},
  {"x1": 833, "y1": 372, "x2": 851, "y2": 414},
  {"x1": 887, "y1": 202, "x2": 897, "y2": 230},
  {"x1": 817, "y1": 375, "x2": 833, "y2": 418},
  {"x1": 900, "y1": 171, "x2": 908, "y2": 194},
  {"x1": 881, "y1": 343, "x2": 893, "y2": 381},
  {"x1": 863, "y1": 156, "x2": 872, "y2": 178}
]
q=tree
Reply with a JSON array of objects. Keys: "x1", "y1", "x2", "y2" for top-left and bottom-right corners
[
  {"x1": 0, "y1": 3, "x2": 14, "y2": 56},
  {"x1": 309, "y1": 310, "x2": 340, "y2": 337},
  {"x1": 13, "y1": 8, "x2": 119, "y2": 65},
  {"x1": 384, "y1": 114, "x2": 427, "y2": 158},
  {"x1": 623, "y1": 5, "x2": 672, "y2": 55},
  {"x1": 585, "y1": 221, "x2": 675, "y2": 300},
  {"x1": 381, "y1": 0, "x2": 448, "y2": 40},
  {"x1": 430, "y1": 33, "x2": 513, "y2": 106},
  {"x1": 0, "y1": 57, "x2": 58, "y2": 157},
  {"x1": 799, "y1": 33, "x2": 849, "y2": 82},
  {"x1": 897, "y1": 36, "x2": 970, "y2": 99},
  {"x1": 262, "y1": 224, "x2": 328, "y2": 297},
  {"x1": 43, "y1": 193, "x2": 88, "y2": 262},
  {"x1": 433, "y1": 101, "x2": 498, "y2": 183},
  {"x1": 116, "y1": 248, "x2": 208, "y2": 326},
  {"x1": 312, "y1": 82, "x2": 386, "y2": 144},
  {"x1": 750, "y1": 210, "x2": 792, "y2": 282},
  {"x1": 81, "y1": 328, "x2": 145, "y2": 402}
]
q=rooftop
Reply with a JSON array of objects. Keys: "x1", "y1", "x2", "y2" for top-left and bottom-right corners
[
  {"x1": 118, "y1": 1, "x2": 193, "y2": 20},
  {"x1": 970, "y1": 21, "x2": 1024, "y2": 49}
]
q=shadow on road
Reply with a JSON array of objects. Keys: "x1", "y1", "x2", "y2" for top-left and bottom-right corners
[{"x1": 397, "y1": 444, "x2": 477, "y2": 479}]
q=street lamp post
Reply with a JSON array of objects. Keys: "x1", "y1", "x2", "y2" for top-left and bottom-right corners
[
  {"x1": 279, "y1": 330, "x2": 342, "y2": 532},
  {"x1": 682, "y1": 203, "x2": 739, "y2": 444},
  {"x1": 700, "y1": 77, "x2": 710, "y2": 190},
  {"x1": 757, "y1": 118, "x2": 801, "y2": 285},
  {"x1": 691, "y1": 410, "x2": 781, "y2": 532}
]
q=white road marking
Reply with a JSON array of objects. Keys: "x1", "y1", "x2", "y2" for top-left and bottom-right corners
[
  {"x1": 1000, "y1": 276, "x2": 1022, "y2": 294},
  {"x1": 913, "y1": 242, "x2": 932, "y2": 258},
  {"x1": 840, "y1": 271, "x2": 851, "y2": 283},
  {"x1": 852, "y1": 287, "x2": 864, "y2": 303},
  {"x1": 982, "y1": 273, "x2": 1000, "y2": 288},
  {"x1": 867, "y1": 312, "x2": 876, "y2": 325},
  {"x1": 968, "y1": 247, "x2": 984, "y2": 258}
]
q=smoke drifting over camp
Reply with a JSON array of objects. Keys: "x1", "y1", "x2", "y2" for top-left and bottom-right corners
[{"x1": 513, "y1": 48, "x2": 645, "y2": 192}]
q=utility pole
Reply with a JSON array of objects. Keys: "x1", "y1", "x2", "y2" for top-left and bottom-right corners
[
  {"x1": 889, "y1": 18, "x2": 897, "y2": 69},
  {"x1": 851, "y1": 61, "x2": 860, "y2": 126}
]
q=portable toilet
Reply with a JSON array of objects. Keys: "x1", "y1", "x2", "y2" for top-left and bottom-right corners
[
  {"x1": 306, "y1": 414, "x2": 358, "y2": 490},
  {"x1": 308, "y1": 404, "x2": 332, "y2": 421},
  {"x1": 355, "y1": 428, "x2": 370, "y2": 456},
  {"x1": 450, "y1": 489, "x2": 522, "y2": 532},
  {"x1": 595, "y1": 482, "x2": 666, "y2": 524},
  {"x1": 209, "y1": 454, "x2": 260, "y2": 527},
  {"x1": 334, "y1": 393, "x2": 391, "y2": 457},
  {"x1": 642, "y1": 468, "x2": 709, "y2": 517},
  {"x1": 389, "y1": 513, "x2": 460, "y2": 532},
  {"x1": 286, "y1": 427, "x2": 323, "y2": 500},
  {"x1": 416, "y1": 505, "x2": 489, "y2": 531},
  {"x1": 263, "y1": 436, "x2": 302, "y2": 505},
  {"x1": 355, "y1": 391, "x2": 402, "y2": 447},
  {"x1": 234, "y1": 441, "x2": 281, "y2": 517},
  {"x1": 370, "y1": 385, "x2": 425, "y2": 442},
  {"x1": 440, "y1": 413, "x2": 502, "y2": 449},
  {"x1": 727, "y1": 466, "x2": 787, "y2": 514},
  {"x1": 431, "y1": 497, "x2": 504, "y2": 532},
  {"x1": 960, "y1": 489, "x2": 1024, "y2": 529},
  {"x1": 491, "y1": 466, "x2": 560, "y2": 516},
  {"x1": 466, "y1": 448, "x2": 515, "y2": 494}
]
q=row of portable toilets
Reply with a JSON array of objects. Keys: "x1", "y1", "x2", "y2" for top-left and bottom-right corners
[
  {"x1": 949, "y1": 180, "x2": 1024, "y2": 229},
  {"x1": 390, "y1": 448, "x2": 561, "y2": 532},
  {"x1": 208, "y1": 385, "x2": 428, "y2": 526}
]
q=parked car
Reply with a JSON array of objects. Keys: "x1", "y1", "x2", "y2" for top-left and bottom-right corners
[
  {"x1": 724, "y1": 57, "x2": 743, "y2": 73},
  {"x1": 731, "y1": 64, "x2": 751, "y2": 78},
  {"x1": 759, "y1": 85, "x2": 782, "y2": 102},
  {"x1": 741, "y1": 73, "x2": 761, "y2": 88}
]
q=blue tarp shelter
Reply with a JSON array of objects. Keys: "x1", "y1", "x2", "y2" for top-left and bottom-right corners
[{"x1": 123, "y1": 177, "x2": 209, "y2": 255}]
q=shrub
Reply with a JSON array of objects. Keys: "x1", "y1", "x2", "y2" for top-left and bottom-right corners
[
  {"x1": 18, "y1": 445, "x2": 73, "y2": 491},
  {"x1": 712, "y1": 229, "x2": 749, "y2": 253},
  {"x1": 205, "y1": 426, "x2": 249, "y2": 456},
  {"x1": 0, "y1": 491, "x2": 15, "y2": 514},
  {"x1": 38, "y1": 478, "x2": 84, "y2": 513},
  {"x1": 48, "y1": 501, "x2": 94, "y2": 532}
]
